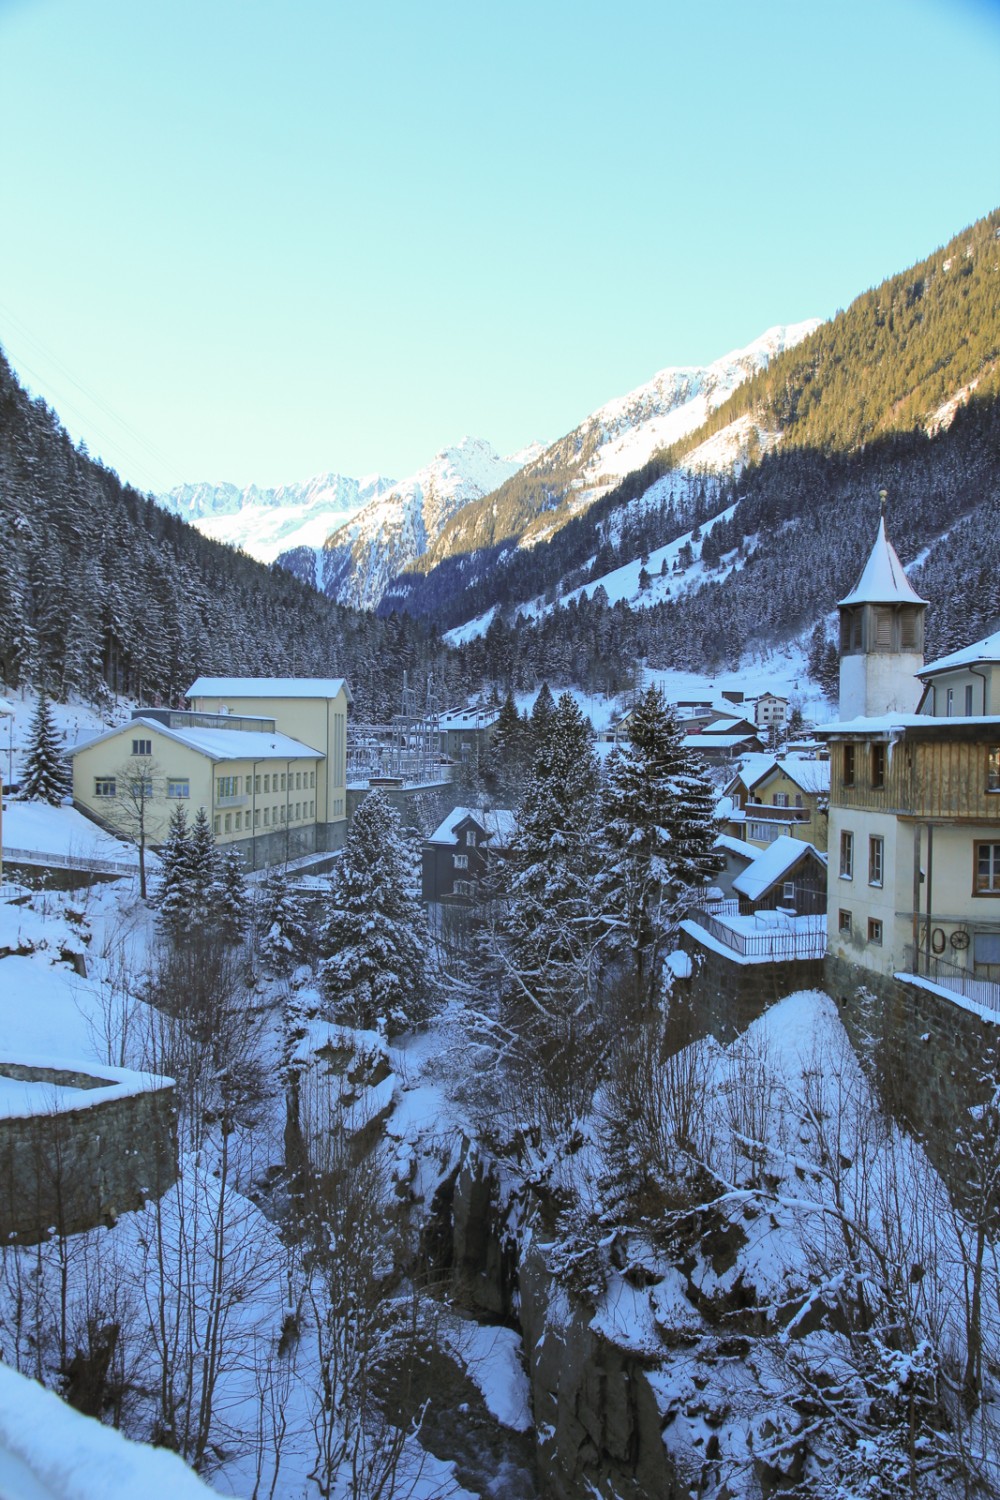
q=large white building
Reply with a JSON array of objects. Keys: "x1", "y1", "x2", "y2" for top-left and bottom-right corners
[{"x1": 820, "y1": 521, "x2": 1000, "y2": 998}]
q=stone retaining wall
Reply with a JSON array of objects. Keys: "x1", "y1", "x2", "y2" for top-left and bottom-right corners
[{"x1": 0, "y1": 1070, "x2": 178, "y2": 1245}]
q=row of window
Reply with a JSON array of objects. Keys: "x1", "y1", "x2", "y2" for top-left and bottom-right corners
[
  {"x1": 213, "y1": 800, "x2": 316, "y2": 835},
  {"x1": 217, "y1": 770, "x2": 315, "y2": 798},
  {"x1": 838, "y1": 910, "x2": 883, "y2": 946},
  {"x1": 839, "y1": 830, "x2": 1000, "y2": 895}
]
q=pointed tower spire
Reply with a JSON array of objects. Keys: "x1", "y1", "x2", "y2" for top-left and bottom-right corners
[{"x1": 838, "y1": 503, "x2": 927, "y2": 717}]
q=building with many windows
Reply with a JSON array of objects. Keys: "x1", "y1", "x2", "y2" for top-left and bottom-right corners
[
  {"x1": 820, "y1": 522, "x2": 1000, "y2": 998},
  {"x1": 71, "y1": 678, "x2": 352, "y2": 867}
]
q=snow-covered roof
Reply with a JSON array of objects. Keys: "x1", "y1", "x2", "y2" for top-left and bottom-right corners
[
  {"x1": 71, "y1": 717, "x2": 323, "y2": 763},
  {"x1": 702, "y1": 716, "x2": 754, "y2": 735},
  {"x1": 186, "y1": 676, "x2": 352, "y2": 702},
  {"x1": 816, "y1": 713, "x2": 1000, "y2": 735},
  {"x1": 733, "y1": 836, "x2": 825, "y2": 901},
  {"x1": 727, "y1": 753, "x2": 775, "y2": 791},
  {"x1": 918, "y1": 628, "x2": 1000, "y2": 678},
  {"x1": 838, "y1": 517, "x2": 927, "y2": 608},
  {"x1": 753, "y1": 756, "x2": 830, "y2": 796},
  {"x1": 715, "y1": 832, "x2": 757, "y2": 862},
  {"x1": 427, "y1": 805, "x2": 516, "y2": 846},
  {"x1": 683, "y1": 733, "x2": 757, "y2": 751},
  {"x1": 436, "y1": 707, "x2": 500, "y2": 732}
]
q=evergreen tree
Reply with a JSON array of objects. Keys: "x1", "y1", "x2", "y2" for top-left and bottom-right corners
[
  {"x1": 259, "y1": 866, "x2": 311, "y2": 974},
  {"x1": 19, "y1": 695, "x2": 68, "y2": 804},
  {"x1": 498, "y1": 692, "x2": 603, "y2": 1127},
  {"x1": 319, "y1": 790, "x2": 428, "y2": 1033},
  {"x1": 210, "y1": 846, "x2": 248, "y2": 942},
  {"x1": 529, "y1": 681, "x2": 556, "y2": 750},
  {"x1": 483, "y1": 692, "x2": 530, "y2": 805},
  {"x1": 601, "y1": 687, "x2": 723, "y2": 991},
  {"x1": 188, "y1": 806, "x2": 221, "y2": 917},
  {"x1": 156, "y1": 802, "x2": 197, "y2": 937}
]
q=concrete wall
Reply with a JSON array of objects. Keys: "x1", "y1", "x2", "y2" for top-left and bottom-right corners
[{"x1": 0, "y1": 1071, "x2": 178, "y2": 1245}]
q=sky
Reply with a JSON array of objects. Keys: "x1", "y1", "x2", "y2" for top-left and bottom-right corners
[{"x1": 0, "y1": 0, "x2": 998, "y2": 496}]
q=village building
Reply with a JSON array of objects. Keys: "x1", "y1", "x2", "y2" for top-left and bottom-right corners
[
  {"x1": 70, "y1": 676, "x2": 352, "y2": 867},
  {"x1": 753, "y1": 692, "x2": 790, "y2": 731},
  {"x1": 723, "y1": 752, "x2": 830, "y2": 850},
  {"x1": 434, "y1": 706, "x2": 500, "y2": 764},
  {"x1": 421, "y1": 805, "x2": 516, "y2": 905},
  {"x1": 819, "y1": 522, "x2": 1000, "y2": 1002}
]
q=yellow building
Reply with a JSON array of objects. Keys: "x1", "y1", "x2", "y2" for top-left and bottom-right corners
[
  {"x1": 71, "y1": 711, "x2": 324, "y2": 869},
  {"x1": 186, "y1": 677, "x2": 351, "y2": 850},
  {"x1": 725, "y1": 753, "x2": 830, "y2": 852}
]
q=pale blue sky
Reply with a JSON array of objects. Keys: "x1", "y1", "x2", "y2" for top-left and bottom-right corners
[{"x1": 0, "y1": 0, "x2": 997, "y2": 494}]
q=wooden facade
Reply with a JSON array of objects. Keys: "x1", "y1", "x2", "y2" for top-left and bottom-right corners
[{"x1": 829, "y1": 729, "x2": 1000, "y2": 825}]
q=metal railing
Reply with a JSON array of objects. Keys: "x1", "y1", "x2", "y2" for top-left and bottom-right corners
[
  {"x1": 902, "y1": 945, "x2": 1000, "y2": 1015},
  {"x1": 1, "y1": 845, "x2": 140, "y2": 875},
  {"x1": 686, "y1": 907, "x2": 827, "y2": 961}
]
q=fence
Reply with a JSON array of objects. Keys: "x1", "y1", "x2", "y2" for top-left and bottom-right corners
[
  {"x1": 902, "y1": 946, "x2": 1000, "y2": 1016},
  {"x1": 1, "y1": 845, "x2": 140, "y2": 876},
  {"x1": 687, "y1": 907, "x2": 827, "y2": 962}
]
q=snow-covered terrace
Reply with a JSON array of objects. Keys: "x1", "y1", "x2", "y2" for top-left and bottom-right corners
[{"x1": 682, "y1": 908, "x2": 827, "y2": 964}]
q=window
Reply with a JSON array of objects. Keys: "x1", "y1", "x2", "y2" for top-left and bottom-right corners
[
  {"x1": 214, "y1": 816, "x2": 220, "y2": 834},
  {"x1": 974, "y1": 933, "x2": 1000, "y2": 966},
  {"x1": 254, "y1": 775, "x2": 261, "y2": 793},
  {"x1": 840, "y1": 830, "x2": 854, "y2": 880},
  {"x1": 281, "y1": 774, "x2": 286, "y2": 792},
  {"x1": 749, "y1": 821, "x2": 781, "y2": 843},
  {"x1": 466, "y1": 830, "x2": 478, "y2": 847},
  {"x1": 254, "y1": 809, "x2": 260, "y2": 827},
  {"x1": 454, "y1": 854, "x2": 469, "y2": 869},
  {"x1": 310, "y1": 771, "x2": 315, "y2": 788},
  {"x1": 946, "y1": 687, "x2": 955, "y2": 717},
  {"x1": 843, "y1": 744, "x2": 856, "y2": 787},
  {"x1": 453, "y1": 879, "x2": 474, "y2": 896},
  {"x1": 868, "y1": 918, "x2": 883, "y2": 946},
  {"x1": 95, "y1": 776, "x2": 116, "y2": 797},
  {"x1": 296, "y1": 772, "x2": 302, "y2": 791},
  {"x1": 782, "y1": 880, "x2": 795, "y2": 901},
  {"x1": 869, "y1": 836, "x2": 884, "y2": 887},
  {"x1": 234, "y1": 812, "x2": 242, "y2": 830},
  {"x1": 871, "y1": 743, "x2": 886, "y2": 789},
  {"x1": 874, "y1": 608, "x2": 892, "y2": 647},
  {"x1": 901, "y1": 611, "x2": 918, "y2": 649},
  {"x1": 264, "y1": 774, "x2": 270, "y2": 793},
  {"x1": 224, "y1": 813, "x2": 232, "y2": 833},
  {"x1": 965, "y1": 685, "x2": 974, "y2": 716},
  {"x1": 264, "y1": 808, "x2": 270, "y2": 826},
  {"x1": 975, "y1": 843, "x2": 1000, "y2": 895},
  {"x1": 217, "y1": 775, "x2": 239, "y2": 799},
  {"x1": 132, "y1": 738, "x2": 152, "y2": 757},
  {"x1": 773, "y1": 792, "x2": 789, "y2": 808},
  {"x1": 838, "y1": 909, "x2": 853, "y2": 936},
  {"x1": 167, "y1": 778, "x2": 189, "y2": 799},
  {"x1": 310, "y1": 800, "x2": 315, "y2": 816},
  {"x1": 988, "y1": 747, "x2": 1000, "y2": 793},
  {"x1": 295, "y1": 802, "x2": 301, "y2": 820}
]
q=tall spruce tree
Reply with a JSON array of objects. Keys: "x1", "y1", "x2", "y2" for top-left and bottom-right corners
[
  {"x1": 601, "y1": 687, "x2": 722, "y2": 990},
  {"x1": 19, "y1": 695, "x2": 68, "y2": 804},
  {"x1": 156, "y1": 803, "x2": 197, "y2": 937},
  {"x1": 498, "y1": 692, "x2": 603, "y2": 1127},
  {"x1": 258, "y1": 866, "x2": 310, "y2": 974},
  {"x1": 319, "y1": 790, "x2": 428, "y2": 1033}
]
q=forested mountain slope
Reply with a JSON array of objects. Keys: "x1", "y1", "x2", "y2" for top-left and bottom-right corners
[
  {"x1": 384, "y1": 210, "x2": 1000, "y2": 637},
  {"x1": 0, "y1": 349, "x2": 456, "y2": 720}
]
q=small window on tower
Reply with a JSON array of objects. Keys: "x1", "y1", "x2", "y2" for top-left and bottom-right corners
[
  {"x1": 843, "y1": 744, "x2": 856, "y2": 788},
  {"x1": 875, "y1": 608, "x2": 893, "y2": 648},
  {"x1": 901, "y1": 612, "x2": 918, "y2": 649}
]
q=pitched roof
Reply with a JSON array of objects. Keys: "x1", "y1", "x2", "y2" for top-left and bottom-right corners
[
  {"x1": 70, "y1": 717, "x2": 323, "y2": 763},
  {"x1": 715, "y1": 832, "x2": 757, "y2": 862},
  {"x1": 732, "y1": 836, "x2": 826, "y2": 902},
  {"x1": 918, "y1": 627, "x2": 1000, "y2": 678},
  {"x1": 186, "y1": 676, "x2": 352, "y2": 702},
  {"x1": 752, "y1": 755, "x2": 830, "y2": 796},
  {"x1": 838, "y1": 517, "x2": 927, "y2": 608},
  {"x1": 427, "y1": 806, "x2": 516, "y2": 846}
]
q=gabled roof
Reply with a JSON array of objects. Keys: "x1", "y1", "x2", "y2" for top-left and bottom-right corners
[
  {"x1": 186, "y1": 676, "x2": 352, "y2": 702},
  {"x1": 427, "y1": 806, "x2": 517, "y2": 846},
  {"x1": 918, "y1": 628, "x2": 1000, "y2": 679},
  {"x1": 838, "y1": 517, "x2": 927, "y2": 608},
  {"x1": 752, "y1": 756, "x2": 830, "y2": 796},
  {"x1": 436, "y1": 707, "x2": 501, "y2": 732},
  {"x1": 70, "y1": 717, "x2": 323, "y2": 763},
  {"x1": 732, "y1": 836, "x2": 826, "y2": 902},
  {"x1": 715, "y1": 832, "x2": 757, "y2": 863}
]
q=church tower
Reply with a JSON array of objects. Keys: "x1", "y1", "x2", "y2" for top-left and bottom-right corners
[{"x1": 838, "y1": 499, "x2": 927, "y2": 718}]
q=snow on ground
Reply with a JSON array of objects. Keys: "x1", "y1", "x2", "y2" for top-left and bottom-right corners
[
  {"x1": 0, "y1": 691, "x2": 131, "y2": 789},
  {"x1": 0, "y1": 1361, "x2": 215, "y2": 1499},
  {"x1": 2, "y1": 801, "x2": 147, "y2": 864},
  {"x1": 512, "y1": 686, "x2": 619, "y2": 733},
  {"x1": 436, "y1": 1314, "x2": 533, "y2": 1432}
]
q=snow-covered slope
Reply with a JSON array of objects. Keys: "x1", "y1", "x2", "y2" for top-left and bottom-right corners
[
  {"x1": 573, "y1": 322, "x2": 820, "y2": 490},
  {"x1": 158, "y1": 471, "x2": 394, "y2": 565},
  {"x1": 293, "y1": 436, "x2": 533, "y2": 610}
]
